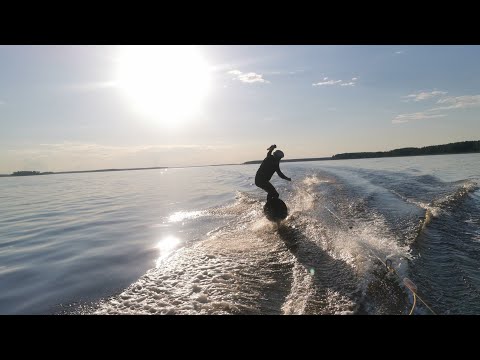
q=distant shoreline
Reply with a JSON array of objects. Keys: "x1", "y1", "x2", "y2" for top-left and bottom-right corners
[
  {"x1": 242, "y1": 151, "x2": 480, "y2": 165},
  {"x1": 243, "y1": 157, "x2": 332, "y2": 165},
  {"x1": 3, "y1": 140, "x2": 479, "y2": 177},
  {"x1": 245, "y1": 140, "x2": 480, "y2": 164},
  {"x1": 2, "y1": 164, "x2": 239, "y2": 177}
]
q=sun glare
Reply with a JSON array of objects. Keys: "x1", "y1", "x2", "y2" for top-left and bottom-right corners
[
  {"x1": 117, "y1": 45, "x2": 211, "y2": 127},
  {"x1": 155, "y1": 235, "x2": 181, "y2": 267}
]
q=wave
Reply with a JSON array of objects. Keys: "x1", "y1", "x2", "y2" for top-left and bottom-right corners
[
  {"x1": 390, "y1": 180, "x2": 478, "y2": 244},
  {"x1": 89, "y1": 173, "x2": 414, "y2": 315}
]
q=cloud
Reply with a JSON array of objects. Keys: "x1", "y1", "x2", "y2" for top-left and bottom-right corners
[
  {"x1": 227, "y1": 69, "x2": 270, "y2": 84},
  {"x1": 395, "y1": 51, "x2": 404, "y2": 54},
  {"x1": 313, "y1": 79, "x2": 342, "y2": 86},
  {"x1": 313, "y1": 76, "x2": 358, "y2": 87},
  {"x1": 403, "y1": 90, "x2": 447, "y2": 102},
  {"x1": 392, "y1": 111, "x2": 446, "y2": 124},
  {"x1": 238, "y1": 72, "x2": 269, "y2": 84},
  {"x1": 0, "y1": 100, "x2": 5, "y2": 105},
  {"x1": 394, "y1": 92, "x2": 480, "y2": 124},
  {"x1": 435, "y1": 95, "x2": 480, "y2": 110}
]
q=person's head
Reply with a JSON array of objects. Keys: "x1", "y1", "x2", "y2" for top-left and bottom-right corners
[{"x1": 273, "y1": 150, "x2": 284, "y2": 160}]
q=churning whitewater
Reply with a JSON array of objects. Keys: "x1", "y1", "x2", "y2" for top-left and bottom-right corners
[{"x1": 92, "y1": 174, "x2": 416, "y2": 315}]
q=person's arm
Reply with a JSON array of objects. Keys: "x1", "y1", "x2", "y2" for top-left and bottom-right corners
[
  {"x1": 276, "y1": 164, "x2": 291, "y2": 181},
  {"x1": 267, "y1": 144, "x2": 276, "y2": 156}
]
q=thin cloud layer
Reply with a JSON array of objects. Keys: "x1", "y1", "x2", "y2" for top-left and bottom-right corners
[
  {"x1": 228, "y1": 69, "x2": 269, "y2": 84},
  {"x1": 392, "y1": 112, "x2": 447, "y2": 124},
  {"x1": 403, "y1": 90, "x2": 447, "y2": 102},
  {"x1": 436, "y1": 95, "x2": 480, "y2": 109},
  {"x1": 313, "y1": 77, "x2": 358, "y2": 87},
  {"x1": 393, "y1": 91, "x2": 480, "y2": 123}
]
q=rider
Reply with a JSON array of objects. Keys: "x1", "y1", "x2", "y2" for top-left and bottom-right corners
[{"x1": 255, "y1": 144, "x2": 291, "y2": 201}]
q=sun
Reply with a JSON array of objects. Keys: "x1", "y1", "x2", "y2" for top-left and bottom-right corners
[{"x1": 116, "y1": 45, "x2": 211, "y2": 128}]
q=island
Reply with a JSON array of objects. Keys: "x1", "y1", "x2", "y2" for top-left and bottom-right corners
[
  {"x1": 331, "y1": 140, "x2": 480, "y2": 160},
  {"x1": 11, "y1": 171, "x2": 54, "y2": 176},
  {"x1": 243, "y1": 140, "x2": 479, "y2": 164}
]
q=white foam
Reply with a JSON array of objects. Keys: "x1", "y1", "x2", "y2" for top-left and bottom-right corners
[
  {"x1": 94, "y1": 195, "x2": 294, "y2": 315},
  {"x1": 92, "y1": 181, "x2": 410, "y2": 315},
  {"x1": 282, "y1": 263, "x2": 313, "y2": 315},
  {"x1": 168, "y1": 211, "x2": 204, "y2": 223}
]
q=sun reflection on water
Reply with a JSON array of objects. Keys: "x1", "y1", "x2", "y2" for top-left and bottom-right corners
[
  {"x1": 168, "y1": 210, "x2": 203, "y2": 223},
  {"x1": 155, "y1": 235, "x2": 181, "y2": 267}
]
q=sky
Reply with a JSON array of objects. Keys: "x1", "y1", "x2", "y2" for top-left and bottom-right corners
[{"x1": 1, "y1": 45, "x2": 480, "y2": 173}]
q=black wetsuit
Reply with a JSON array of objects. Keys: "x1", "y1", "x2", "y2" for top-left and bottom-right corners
[{"x1": 255, "y1": 153, "x2": 289, "y2": 200}]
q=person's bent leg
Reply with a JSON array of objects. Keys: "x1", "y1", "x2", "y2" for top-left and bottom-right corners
[
  {"x1": 264, "y1": 182, "x2": 279, "y2": 201},
  {"x1": 256, "y1": 180, "x2": 278, "y2": 201},
  {"x1": 256, "y1": 181, "x2": 270, "y2": 198}
]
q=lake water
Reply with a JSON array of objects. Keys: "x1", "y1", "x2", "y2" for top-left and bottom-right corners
[{"x1": 1, "y1": 153, "x2": 479, "y2": 314}]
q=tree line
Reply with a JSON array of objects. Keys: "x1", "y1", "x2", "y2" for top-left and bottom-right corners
[{"x1": 332, "y1": 140, "x2": 480, "y2": 160}]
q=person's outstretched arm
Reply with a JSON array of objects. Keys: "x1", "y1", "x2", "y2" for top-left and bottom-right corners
[
  {"x1": 276, "y1": 164, "x2": 291, "y2": 181},
  {"x1": 267, "y1": 144, "x2": 276, "y2": 156}
]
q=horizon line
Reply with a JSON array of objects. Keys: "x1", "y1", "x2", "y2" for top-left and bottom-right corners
[{"x1": 3, "y1": 139, "x2": 479, "y2": 176}]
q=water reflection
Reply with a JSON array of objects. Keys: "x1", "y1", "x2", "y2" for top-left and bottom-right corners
[
  {"x1": 155, "y1": 235, "x2": 181, "y2": 267},
  {"x1": 168, "y1": 210, "x2": 203, "y2": 223}
]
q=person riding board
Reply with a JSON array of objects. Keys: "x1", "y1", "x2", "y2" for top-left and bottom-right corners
[{"x1": 255, "y1": 144, "x2": 291, "y2": 201}]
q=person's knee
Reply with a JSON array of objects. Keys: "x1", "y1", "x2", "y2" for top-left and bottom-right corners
[{"x1": 256, "y1": 180, "x2": 266, "y2": 189}]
